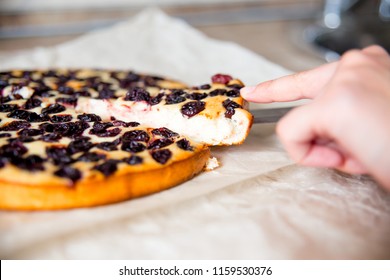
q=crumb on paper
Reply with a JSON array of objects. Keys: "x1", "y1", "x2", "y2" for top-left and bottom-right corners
[{"x1": 204, "y1": 156, "x2": 220, "y2": 171}]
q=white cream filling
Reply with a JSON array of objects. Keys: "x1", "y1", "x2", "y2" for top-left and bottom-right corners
[
  {"x1": 76, "y1": 98, "x2": 249, "y2": 146},
  {"x1": 2, "y1": 85, "x2": 34, "y2": 100}
]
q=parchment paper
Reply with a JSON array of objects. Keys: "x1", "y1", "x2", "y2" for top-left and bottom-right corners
[{"x1": 1, "y1": 9, "x2": 390, "y2": 259}]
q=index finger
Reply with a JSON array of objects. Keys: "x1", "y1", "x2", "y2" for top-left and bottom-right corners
[{"x1": 241, "y1": 61, "x2": 337, "y2": 103}]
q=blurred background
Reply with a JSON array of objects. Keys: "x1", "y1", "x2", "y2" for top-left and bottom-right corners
[{"x1": 0, "y1": 0, "x2": 389, "y2": 71}]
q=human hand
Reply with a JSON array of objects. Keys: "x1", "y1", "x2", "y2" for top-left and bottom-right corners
[{"x1": 241, "y1": 45, "x2": 390, "y2": 190}]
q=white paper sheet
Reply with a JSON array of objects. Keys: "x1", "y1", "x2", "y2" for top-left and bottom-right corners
[{"x1": 1, "y1": 9, "x2": 390, "y2": 259}]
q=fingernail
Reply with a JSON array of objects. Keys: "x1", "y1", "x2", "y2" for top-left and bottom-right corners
[{"x1": 240, "y1": 86, "x2": 256, "y2": 97}]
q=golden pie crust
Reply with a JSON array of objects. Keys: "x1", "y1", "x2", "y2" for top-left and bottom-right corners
[{"x1": 0, "y1": 69, "x2": 252, "y2": 210}]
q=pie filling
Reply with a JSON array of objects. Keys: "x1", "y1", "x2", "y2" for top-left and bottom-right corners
[{"x1": 0, "y1": 69, "x2": 250, "y2": 185}]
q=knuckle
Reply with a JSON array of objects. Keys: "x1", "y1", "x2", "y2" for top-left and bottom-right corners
[
  {"x1": 275, "y1": 116, "x2": 288, "y2": 138},
  {"x1": 275, "y1": 123, "x2": 284, "y2": 142},
  {"x1": 341, "y1": 47, "x2": 390, "y2": 68},
  {"x1": 340, "y1": 49, "x2": 367, "y2": 64},
  {"x1": 275, "y1": 113, "x2": 296, "y2": 144},
  {"x1": 363, "y1": 45, "x2": 388, "y2": 56}
]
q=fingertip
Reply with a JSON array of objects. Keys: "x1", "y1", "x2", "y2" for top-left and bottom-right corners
[
  {"x1": 240, "y1": 86, "x2": 256, "y2": 99},
  {"x1": 241, "y1": 82, "x2": 276, "y2": 103}
]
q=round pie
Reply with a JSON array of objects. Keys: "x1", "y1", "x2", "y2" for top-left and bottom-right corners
[{"x1": 0, "y1": 69, "x2": 252, "y2": 210}]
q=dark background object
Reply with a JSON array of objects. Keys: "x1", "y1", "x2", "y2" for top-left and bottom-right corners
[{"x1": 306, "y1": 0, "x2": 390, "y2": 60}]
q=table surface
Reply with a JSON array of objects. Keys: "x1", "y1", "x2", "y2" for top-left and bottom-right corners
[{"x1": 0, "y1": 0, "x2": 326, "y2": 72}]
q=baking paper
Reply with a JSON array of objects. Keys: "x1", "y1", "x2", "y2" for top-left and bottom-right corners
[{"x1": 1, "y1": 9, "x2": 389, "y2": 259}]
